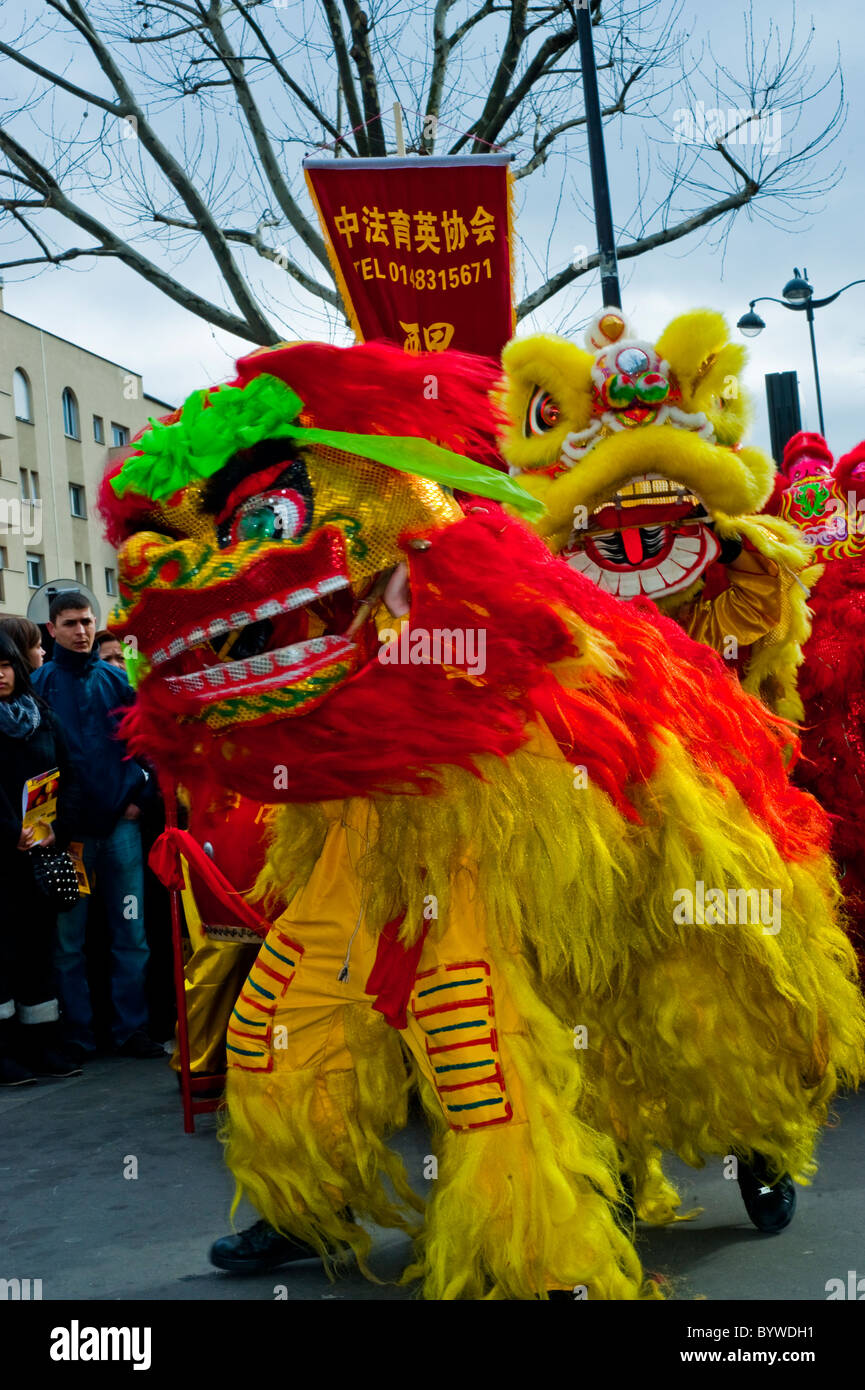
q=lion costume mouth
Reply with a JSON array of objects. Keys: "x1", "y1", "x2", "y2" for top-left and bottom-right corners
[
  {"x1": 565, "y1": 519, "x2": 720, "y2": 597},
  {"x1": 114, "y1": 522, "x2": 370, "y2": 726},
  {"x1": 560, "y1": 469, "x2": 719, "y2": 597},
  {"x1": 159, "y1": 580, "x2": 357, "y2": 708}
]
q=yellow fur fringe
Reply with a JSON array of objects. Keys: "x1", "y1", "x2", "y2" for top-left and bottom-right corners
[
  {"x1": 404, "y1": 958, "x2": 657, "y2": 1299},
  {"x1": 220, "y1": 1004, "x2": 423, "y2": 1280},
  {"x1": 256, "y1": 726, "x2": 864, "y2": 1231}
]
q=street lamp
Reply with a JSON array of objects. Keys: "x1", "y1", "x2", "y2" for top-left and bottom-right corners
[
  {"x1": 737, "y1": 309, "x2": 766, "y2": 338},
  {"x1": 736, "y1": 267, "x2": 865, "y2": 436}
]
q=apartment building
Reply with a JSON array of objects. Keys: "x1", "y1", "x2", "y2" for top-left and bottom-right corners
[{"x1": 0, "y1": 284, "x2": 174, "y2": 622}]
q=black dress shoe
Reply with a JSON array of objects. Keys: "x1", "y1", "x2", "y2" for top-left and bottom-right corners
[
  {"x1": 0, "y1": 1057, "x2": 37, "y2": 1087},
  {"x1": 31, "y1": 1049, "x2": 82, "y2": 1079},
  {"x1": 736, "y1": 1153, "x2": 797, "y2": 1234},
  {"x1": 209, "y1": 1218, "x2": 325, "y2": 1274},
  {"x1": 116, "y1": 1031, "x2": 166, "y2": 1059}
]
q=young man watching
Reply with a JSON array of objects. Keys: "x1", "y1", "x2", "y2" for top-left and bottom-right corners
[{"x1": 32, "y1": 593, "x2": 164, "y2": 1060}]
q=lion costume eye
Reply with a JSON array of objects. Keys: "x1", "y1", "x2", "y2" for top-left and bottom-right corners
[
  {"x1": 525, "y1": 387, "x2": 562, "y2": 437},
  {"x1": 231, "y1": 489, "x2": 306, "y2": 544}
]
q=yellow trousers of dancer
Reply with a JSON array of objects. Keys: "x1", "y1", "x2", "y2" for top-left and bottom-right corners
[
  {"x1": 221, "y1": 801, "x2": 647, "y2": 1300},
  {"x1": 169, "y1": 862, "x2": 260, "y2": 1076}
]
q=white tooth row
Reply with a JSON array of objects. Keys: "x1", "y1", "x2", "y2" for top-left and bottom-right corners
[
  {"x1": 151, "y1": 576, "x2": 349, "y2": 666},
  {"x1": 166, "y1": 635, "x2": 350, "y2": 692},
  {"x1": 568, "y1": 534, "x2": 703, "y2": 597}
]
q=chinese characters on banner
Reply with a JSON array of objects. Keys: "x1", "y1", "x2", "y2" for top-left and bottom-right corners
[{"x1": 304, "y1": 155, "x2": 515, "y2": 360}]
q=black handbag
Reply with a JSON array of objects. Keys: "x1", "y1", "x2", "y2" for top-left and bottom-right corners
[{"x1": 29, "y1": 845, "x2": 81, "y2": 910}]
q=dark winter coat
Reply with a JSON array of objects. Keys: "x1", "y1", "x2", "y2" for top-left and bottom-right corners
[
  {"x1": 0, "y1": 702, "x2": 81, "y2": 865},
  {"x1": 31, "y1": 645, "x2": 154, "y2": 838}
]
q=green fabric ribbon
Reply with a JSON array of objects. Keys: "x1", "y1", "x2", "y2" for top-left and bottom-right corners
[{"x1": 110, "y1": 372, "x2": 544, "y2": 521}]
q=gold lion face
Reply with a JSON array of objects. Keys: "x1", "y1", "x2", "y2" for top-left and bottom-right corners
[
  {"x1": 110, "y1": 441, "x2": 461, "y2": 733},
  {"x1": 499, "y1": 309, "x2": 775, "y2": 601}
]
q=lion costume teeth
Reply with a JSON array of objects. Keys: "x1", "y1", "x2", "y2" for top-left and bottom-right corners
[{"x1": 99, "y1": 338, "x2": 864, "y2": 1300}]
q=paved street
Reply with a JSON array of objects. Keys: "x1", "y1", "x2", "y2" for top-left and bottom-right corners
[{"x1": 2, "y1": 1054, "x2": 862, "y2": 1302}]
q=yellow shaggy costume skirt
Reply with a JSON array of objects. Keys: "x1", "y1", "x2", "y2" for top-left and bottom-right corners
[{"x1": 220, "y1": 799, "x2": 647, "y2": 1301}]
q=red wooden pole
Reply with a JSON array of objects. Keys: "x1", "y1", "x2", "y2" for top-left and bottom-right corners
[{"x1": 162, "y1": 778, "x2": 195, "y2": 1134}]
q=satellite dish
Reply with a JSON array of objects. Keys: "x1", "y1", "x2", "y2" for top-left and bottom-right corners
[{"x1": 27, "y1": 579, "x2": 101, "y2": 627}]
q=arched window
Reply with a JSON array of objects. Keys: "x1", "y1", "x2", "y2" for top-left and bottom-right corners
[
  {"x1": 13, "y1": 368, "x2": 32, "y2": 422},
  {"x1": 62, "y1": 387, "x2": 80, "y2": 439}
]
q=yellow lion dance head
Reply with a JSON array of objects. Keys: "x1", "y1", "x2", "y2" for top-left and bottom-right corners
[{"x1": 499, "y1": 307, "x2": 816, "y2": 719}]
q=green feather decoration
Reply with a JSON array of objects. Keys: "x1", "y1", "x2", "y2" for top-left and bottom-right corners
[{"x1": 110, "y1": 373, "x2": 544, "y2": 521}]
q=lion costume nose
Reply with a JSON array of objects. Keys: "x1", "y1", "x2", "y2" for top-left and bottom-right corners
[{"x1": 597, "y1": 369, "x2": 671, "y2": 412}]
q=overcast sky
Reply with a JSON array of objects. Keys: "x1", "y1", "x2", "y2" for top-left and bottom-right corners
[{"x1": 2, "y1": 0, "x2": 863, "y2": 460}]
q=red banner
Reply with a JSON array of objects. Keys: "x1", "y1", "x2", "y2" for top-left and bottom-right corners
[{"x1": 304, "y1": 155, "x2": 514, "y2": 359}]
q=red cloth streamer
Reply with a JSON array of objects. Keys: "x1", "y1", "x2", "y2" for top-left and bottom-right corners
[
  {"x1": 364, "y1": 910, "x2": 431, "y2": 1030},
  {"x1": 149, "y1": 828, "x2": 270, "y2": 940}
]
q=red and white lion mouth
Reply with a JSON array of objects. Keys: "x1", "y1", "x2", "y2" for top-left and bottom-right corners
[
  {"x1": 558, "y1": 471, "x2": 719, "y2": 599},
  {"x1": 124, "y1": 528, "x2": 374, "y2": 718},
  {"x1": 563, "y1": 521, "x2": 720, "y2": 598},
  {"x1": 150, "y1": 575, "x2": 350, "y2": 669},
  {"x1": 153, "y1": 572, "x2": 362, "y2": 712},
  {"x1": 163, "y1": 624, "x2": 355, "y2": 707}
]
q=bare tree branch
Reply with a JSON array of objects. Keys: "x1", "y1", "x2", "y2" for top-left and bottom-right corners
[
  {"x1": 342, "y1": 0, "x2": 386, "y2": 156},
  {"x1": 151, "y1": 211, "x2": 341, "y2": 308},
  {"x1": 320, "y1": 0, "x2": 369, "y2": 155},
  {"x1": 514, "y1": 63, "x2": 644, "y2": 178},
  {"x1": 0, "y1": 37, "x2": 123, "y2": 115},
  {"x1": 37, "y1": 0, "x2": 275, "y2": 340},
  {"x1": 193, "y1": 0, "x2": 331, "y2": 270},
  {"x1": 128, "y1": 24, "x2": 204, "y2": 45},
  {"x1": 0, "y1": 126, "x2": 276, "y2": 342},
  {"x1": 518, "y1": 184, "x2": 760, "y2": 319},
  {"x1": 422, "y1": 0, "x2": 458, "y2": 154},
  {"x1": 463, "y1": 0, "x2": 529, "y2": 154},
  {"x1": 0, "y1": 0, "x2": 845, "y2": 346},
  {"x1": 464, "y1": 18, "x2": 581, "y2": 152},
  {"x1": 448, "y1": 0, "x2": 501, "y2": 48},
  {"x1": 226, "y1": 0, "x2": 354, "y2": 156}
]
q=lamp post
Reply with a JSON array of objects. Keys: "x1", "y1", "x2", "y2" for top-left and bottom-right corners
[
  {"x1": 737, "y1": 268, "x2": 865, "y2": 436},
  {"x1": 576, "y1": 3, "x2": 621, "y2": 309}
]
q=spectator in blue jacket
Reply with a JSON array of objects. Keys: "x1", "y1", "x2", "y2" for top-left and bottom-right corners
[{"x1": 32, "y1": 592, "x2": 164, "y2": 1061}]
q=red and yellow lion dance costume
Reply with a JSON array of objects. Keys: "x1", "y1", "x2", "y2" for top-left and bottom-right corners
[
  {"x1": 767, "y1": 431, "x2": 865, "y2": 956},
  {"x1": 98, "y1": 341, "x2": 863, "y2": 1300}
]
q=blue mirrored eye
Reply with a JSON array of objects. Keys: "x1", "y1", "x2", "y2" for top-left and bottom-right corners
[{"x1": 616, "y1": 347, "x2": 650, "y2": 375}]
